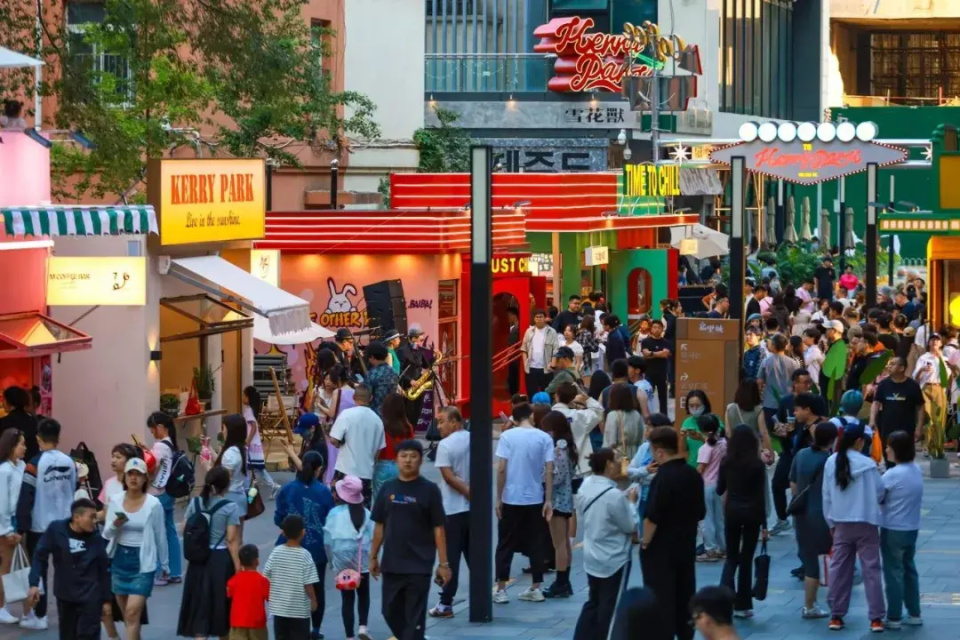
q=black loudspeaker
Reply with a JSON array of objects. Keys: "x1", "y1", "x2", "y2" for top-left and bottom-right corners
[{"x1": 363, "y1": 279, "x2": 408, "y2": 336}]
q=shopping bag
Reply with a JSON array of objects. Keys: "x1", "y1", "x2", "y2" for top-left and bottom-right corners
[
  {"x1": 2, "y1": 544, "x2": 31, "y2": 603},
  {"x1": 752, "y1": 539, "x2": 770, "y2": 601},
  {"x1": 819, "y1": 552, "x2": 831, "y2": 587},
  {"x1": 184, "y1": 380, "x2": 203, "y2": 416}
]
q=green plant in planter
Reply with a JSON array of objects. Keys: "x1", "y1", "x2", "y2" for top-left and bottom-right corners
[
  {"x1": 193, "y1": 365, "x2": 215, "y2": 400},
  {"x1": 927, "y1": 360, "x2": 951, "y2": 460},
  {"x1": 159, "y1": 393, "x2": 181, "y2": 417}
]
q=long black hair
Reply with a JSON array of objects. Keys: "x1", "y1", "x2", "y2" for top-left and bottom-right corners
[
  {"x1": 834, "y1": 423, "x2": 865, "y2": 490},
  {"x1": 216, "y1": 414, "x2": 247, "y2": 475},
  {"x1": 297, "y1": 450, "x2": 324, "y2": 486},
  {"x1": 724, "y1": 423, "x2": 760, "y2": 468},
  {"x1": 147, "y1": 411, "x2": 179, "y2": 451},
  {"x1": 201, "y1": 465, "x2": 230, "y2": 501},
  {"x1": 685, "y1": 389, "x2": 712, "y2": 415},
  {"x1": 542, "y1": 410, "x2": 579, "y2": 467},
  {"x1": 244, "y1": 386, "x2": 262, "y2": 425}
]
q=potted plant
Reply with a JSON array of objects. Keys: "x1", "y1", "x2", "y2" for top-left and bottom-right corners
[
  {"x1": 193, "y1": 365, "x2": 215, "y2": 403},
  {"x1": 159, "y1": 393, "x2": 181, "y2": 417},
  {"x1": 929, "y1": 361, "x2": 951, "y2": 478}
]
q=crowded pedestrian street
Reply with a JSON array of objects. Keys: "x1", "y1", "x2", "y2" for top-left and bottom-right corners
[{"x1": 1, "y1": 456, "x2": 958, "y2": 640}]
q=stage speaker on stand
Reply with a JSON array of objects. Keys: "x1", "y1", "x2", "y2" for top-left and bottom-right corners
[{"x1": 362, "y1": 279, "x2": 408, "y2": 337}]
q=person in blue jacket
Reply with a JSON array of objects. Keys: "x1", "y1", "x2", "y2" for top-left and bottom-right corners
[
  {"x1": 274, "y1": 451, "x2": 335, "y2": 640},
  {"x1": 28, "y1": 498, "x2": 111, "y2": 640}
]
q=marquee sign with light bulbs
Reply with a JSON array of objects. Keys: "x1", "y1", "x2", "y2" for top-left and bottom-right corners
[{"x1": 709, "y1": 121, "x2": 908, "y2": 185}]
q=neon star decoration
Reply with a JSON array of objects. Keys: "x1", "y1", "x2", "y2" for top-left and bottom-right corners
[{"x1": 669, "y1": 144, "x2": 690, "y2": 163}]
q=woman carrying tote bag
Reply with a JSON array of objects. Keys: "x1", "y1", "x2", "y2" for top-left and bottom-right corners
[{"x1": 0, "y1": 429, "x2": 26, "y2": 623}]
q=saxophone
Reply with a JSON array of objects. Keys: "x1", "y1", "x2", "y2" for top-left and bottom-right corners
[{"x1": 403, "y1": 355, "x2": 443, "y2": 401}]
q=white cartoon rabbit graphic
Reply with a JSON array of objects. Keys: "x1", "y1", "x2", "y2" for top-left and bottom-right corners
[{"x1": 325, "y1": 278, "x2": 358, "y2": 313}]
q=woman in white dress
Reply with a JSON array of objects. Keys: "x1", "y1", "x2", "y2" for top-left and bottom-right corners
[{"x1": 215, "y1": 414, "x2": 250, "y2": 543}]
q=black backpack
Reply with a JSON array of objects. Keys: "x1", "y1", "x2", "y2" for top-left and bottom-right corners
[
  {"x1": 161, "y1": 441, "x2": 195, "y2": 499},
  {"x1": 183, "y1": 497, "x2": 228, "y2": 564}
]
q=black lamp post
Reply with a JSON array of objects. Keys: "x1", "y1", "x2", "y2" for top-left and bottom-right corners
[{"x1": 330, "y1": 158, "x2": 339, "y2": 210}]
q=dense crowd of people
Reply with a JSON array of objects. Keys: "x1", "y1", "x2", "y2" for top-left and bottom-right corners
[{"x1": 0, "y1": 266, "x2": 946, "y2": 640}]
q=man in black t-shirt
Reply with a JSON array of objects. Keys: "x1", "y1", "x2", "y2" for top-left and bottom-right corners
[
  {"x1": 640, "y1": 320, "x2": 671, "y2": 414},
  {"x1": 371, "y1": 440, "x2": 450, "y2": 640},
  {"x1": 814, "y1": 256, "x2": 836, "y2": 302},
  {"x1": 640, "y1": 427, "x2": 705, "y2": 640},
  {"x1": 552, "y1": 295, "x2": 582, "y2": 333},
  {"x1": 870, "y1": 357, "x2": 924, "y2": 467}
]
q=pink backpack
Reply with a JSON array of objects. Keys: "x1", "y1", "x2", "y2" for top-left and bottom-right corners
[{"x1": 334, "y1": 539, "x2": 363, "y2": 591}]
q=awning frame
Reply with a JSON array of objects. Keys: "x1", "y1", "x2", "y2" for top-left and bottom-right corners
[
  {"x1": 0, "y1": 311, "x2": 92, "y2": 359},
  {"x1": 159, "y1": 294, "x2": 254, "y2": 343}
]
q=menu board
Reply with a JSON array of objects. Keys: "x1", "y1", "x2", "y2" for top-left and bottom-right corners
[{"x1": 674, "y1": 318, "x2": 742, "y2": 430}]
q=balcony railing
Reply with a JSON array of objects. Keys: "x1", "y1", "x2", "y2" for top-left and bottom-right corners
[{"x1": 425, "y1": 53, "x2": 553, "y2": 93}]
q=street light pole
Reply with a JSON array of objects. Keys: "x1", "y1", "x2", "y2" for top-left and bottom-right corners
[
  {"x1": 730, "y1": 156, "x2": 745, "y2": 323},
  {"x1": 330, "y1": 158, "x2": 339, "y2": 210},
  {"x1": 468, "y1": 145, "x2": 493, "y2": 624},
  {"x1": 889, "y1": 176, "x2": 896, "y2": 285},
  {"x1": 866, "y1": 163, "x2": 878, "y2": 309},
  {"x1": 838, "y1": 176, "x2": 846, "y2": 270}
]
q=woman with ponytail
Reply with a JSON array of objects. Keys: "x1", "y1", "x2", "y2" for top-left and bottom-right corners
[
  {"x1": 243, "y1": 386, "x2": 281, "y2": 499},
  {"x1": 177, "y1": 466, "x2": 241, "y2": 639},
  {"x1": 216, "y1": 414, "x2": 250, "y2": 542},
  {"x1": 274, "y1": 451, "x2": 336, "y2": 639},
  {"x1": 146, "y1": 412, "x2": 182, "y2": 584},
  {"x1": 822, "y1": 422, "x2": 885, "y2": 633},
  {"x1": 695, "y1": 414, "x2": 726, "y2": 562}
]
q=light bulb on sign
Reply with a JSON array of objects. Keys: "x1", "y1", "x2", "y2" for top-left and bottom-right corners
[
  {"x1": 855, "y1": 121, "x2": 878, "y2": 141},
  {"x1": 797, "y1": 122, "x2": 817, "y2": 142},
  {"x1": 617, "y1": 129, "x2": 627, "y2": 145},
  {"x1": 758, "y1": 122, "x2": 778, "y2": 143},
  {"x1": 816, "y1": 122, "x2": 836, "y2": 143},
  {"x1": 777, "y1": 122, "x2": 797, "y2": 142},
  {"x1": 623, "y1": 146, "x2": 632, "y2": 160},
  {"x1": 739, "y1": 122, "x2": 759, "y2": 142},
  {"x1": 836, "y1": 121, "x2": 856, "y2": 142}
]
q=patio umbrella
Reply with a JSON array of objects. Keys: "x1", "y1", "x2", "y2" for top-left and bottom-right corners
[
  {"x1": 0, "y1": 46, "x2": 43, "y2": 69},
  {"x1": 669, "y1": 223, "x2": 729, "y2": 259},
  {"x1": 783, "y1": 196, "x2": 799, "y2": 243},
  {"x1": 800, "y1": 197, "x2": 813, "y2": 241},
  {"x1": 845, "y1": 207, "x2": 857, "y2": 249},
  {"x1": 764, "y1": 197, "x2": 777, "y2": 247},
  {"x1": 820, "y1": 209, "x2": 832, "y2": 251}
]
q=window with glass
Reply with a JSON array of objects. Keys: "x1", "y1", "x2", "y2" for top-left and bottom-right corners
[
  {"x1": 719, "y1": 0, "x2": 793, "y2": 117},
  {"x1": 66, "y1": 1, "x2": 133, "y2": 101},
  {"x1": 870, "y1": 32, "x2": 960, "y2": 102}
]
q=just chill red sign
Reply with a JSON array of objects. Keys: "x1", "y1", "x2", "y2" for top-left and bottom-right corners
[{"x1": 533, "y1": 17, "x2": 701, "y2": 93}]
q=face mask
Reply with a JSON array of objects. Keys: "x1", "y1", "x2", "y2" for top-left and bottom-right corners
[{"x1": 689, "y1": 406, "x2": 705, "y2": 417}]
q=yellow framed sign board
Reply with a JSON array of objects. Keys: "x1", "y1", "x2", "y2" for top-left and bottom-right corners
[
  {"x1": 47, "y1": 256, "x2": 147, "y2": 306},
  {"x1": 148, "y1": 158, "x2": 266, "y2": 246}
]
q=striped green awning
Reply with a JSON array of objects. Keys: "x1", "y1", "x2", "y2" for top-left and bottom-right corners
[{"x1": 2, "y1": 205, "x2": 158, "y2": 238}]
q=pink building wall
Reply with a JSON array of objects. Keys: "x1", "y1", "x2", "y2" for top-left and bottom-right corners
[{"x1": 0, "y1": 131, "x2": 51, "y2": 207}]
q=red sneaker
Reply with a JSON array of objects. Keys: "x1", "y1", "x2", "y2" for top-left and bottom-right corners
[
  {"x1": 870, "y1": 619, "x2": 885, "y2": 633},
  {"x1": 829, "y1": 617, "x2": 845, "y2": 630}
]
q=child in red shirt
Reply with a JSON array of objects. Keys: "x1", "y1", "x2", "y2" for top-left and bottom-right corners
[{"x1": 226, "y1": 544, "x2": 270, "y2": 640}]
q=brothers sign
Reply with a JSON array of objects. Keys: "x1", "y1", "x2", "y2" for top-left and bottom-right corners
[{"x1": 709, "y1": 139, "x2": 907, "y2": 185}]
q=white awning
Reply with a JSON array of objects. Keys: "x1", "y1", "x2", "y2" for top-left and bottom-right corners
[
  {"x1": 0, "y1": 47, "x2": 43, "y2": 69},
  {"x1": 252, "y1": 315, "x2": 332, "y2": 345},
  {"x1": 169, "y1": 256, "x2": 311, "y2": 335}
]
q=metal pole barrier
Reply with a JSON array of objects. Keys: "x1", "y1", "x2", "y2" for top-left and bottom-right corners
[
  {"x1": 866, "y1": 163, "x2": 878, "y2": 309},
  {"x1": 468, "y1": 145, "x2": 493, "y2": 624}
]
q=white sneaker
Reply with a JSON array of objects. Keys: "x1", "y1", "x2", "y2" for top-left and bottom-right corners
[
  {"x1": 802, "y1": 604, "x2": 829, "y2": 619},
  {"x1": 358, "y1": 626, "x2": 373, "y2": 640},
  {"x1": 493, "y1": 589, "x2": 510, "y2": 604},
  {"x1": 733, "y1": 609, "x2": 754, "y2": 619},
  {"x1": 770, "y1": 519, "x2": 792, "y2": 535},
  {"x1": 0, "y1": 608, "x2": 17, "y2": 624},
  {"x1": 518, "y1": 587, "x2": 546, "y2": 602},
  {"x1": 19, "y1": 615, "x2": 48, "y2": 630},
  {"x1": 904, "y1": 616, "x2": 923, "y2": 626}
]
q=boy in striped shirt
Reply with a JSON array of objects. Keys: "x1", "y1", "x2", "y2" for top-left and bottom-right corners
[{"x1": 265, "y1": 515, "x2": 319, "y2": 640}]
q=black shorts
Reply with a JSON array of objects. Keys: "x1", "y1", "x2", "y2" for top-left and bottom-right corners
[{"x1": 553, "y1": 510, "x2": 573, "y2": 519}]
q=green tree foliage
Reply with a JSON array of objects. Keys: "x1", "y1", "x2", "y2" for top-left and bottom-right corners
[
  {"x1": 0, "y1": 0, "x2": 380, "y2": 201},
  {"x1": 414, "y1": 107, "x2": 471, "y2": 173}
]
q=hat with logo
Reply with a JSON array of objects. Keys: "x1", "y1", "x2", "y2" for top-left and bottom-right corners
[
  {"x1": 335, "y1": 328, "x2": 354, "y2": 342},
  {"x1": 124, "y1": 457, "x2": 148, "y2": 475}
]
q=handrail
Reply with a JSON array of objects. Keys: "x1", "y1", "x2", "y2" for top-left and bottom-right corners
[{"x1": 492, "y1": 343, "x2": 523, "y2": 373}]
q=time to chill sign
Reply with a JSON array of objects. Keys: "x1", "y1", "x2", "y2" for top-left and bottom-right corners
[{"x1": 148, "y1": 158, "x2": 266, "y2": 246}]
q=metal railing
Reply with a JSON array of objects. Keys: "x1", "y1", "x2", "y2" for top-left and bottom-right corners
[{"x1": 425, "y1": 53, "x2": 553, "y2": 93}]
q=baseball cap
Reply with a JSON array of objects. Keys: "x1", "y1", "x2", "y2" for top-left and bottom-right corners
[
  {"x1": 827, "y1": 319, "x2": 845, "y2": 333},
  {"x1": 555, "y1": 346, "x2": 575, "y2": 360},
  {"x1": 335, "y1": 328, "x2": 354, "y2": 342},
  {"x1": 124, "y1": 458, "x2": 148, "y2": 475},
  {"x1": 746, "y1": 313, "x2": 762, "y2": 324}
]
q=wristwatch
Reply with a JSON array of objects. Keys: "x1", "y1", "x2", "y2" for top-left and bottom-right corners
[{"x1": 438, "y1": 562, "x2": 450, "y2": 568}]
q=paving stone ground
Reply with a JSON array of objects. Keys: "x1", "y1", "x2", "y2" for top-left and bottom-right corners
[{"x1": 3, "y1": 453, "x2": 959, "y2": 640}]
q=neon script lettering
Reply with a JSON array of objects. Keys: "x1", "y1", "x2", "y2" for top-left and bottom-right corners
[{"x1": 753, "y1": 148, "x2": 863, "y2": 172}]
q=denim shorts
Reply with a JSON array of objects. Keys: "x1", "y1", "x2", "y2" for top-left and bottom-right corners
[{"x1": 111, "y1": 544, "x2": 155, "y2": 597}]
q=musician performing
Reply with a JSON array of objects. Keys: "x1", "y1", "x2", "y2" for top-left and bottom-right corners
[{"x1": 397, "y1": 325, "x2": 443, "y2": 431}]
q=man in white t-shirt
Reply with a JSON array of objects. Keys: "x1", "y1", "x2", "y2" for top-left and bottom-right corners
[
  {"x1": 493, "y1": 402, "x2": 554, "y2": 605},
  {"x1": 429, "y1": 407, "x2": 471, "y2": 619},
  {"x1": 521, "y1": 309, "x2": 559, "y2": 395},
  {"x1": 330, "y1": 385, "x2": 385, "y2": 507}
]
